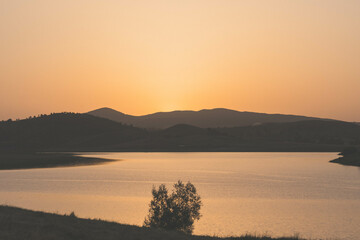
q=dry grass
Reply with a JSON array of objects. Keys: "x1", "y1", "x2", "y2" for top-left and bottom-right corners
[{"x1": 0, "y1": 205, "x2": 310, "y2": 240}]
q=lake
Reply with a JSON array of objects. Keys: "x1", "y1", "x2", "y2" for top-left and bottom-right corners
[{"x1": 0, "y1": 152, "x2": 359, "y2": 239}]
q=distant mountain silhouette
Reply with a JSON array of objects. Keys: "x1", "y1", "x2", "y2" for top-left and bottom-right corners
[
  {"x1": 0, "y1": 113, "x2": 146, "y2": 152},
  {"x1": 87, "y1": 107, "x2": 329, "y2": 129},
  {"x1": 160, "y1": 124, "x2": 207, "y2": 136},
  {"x1": 135, "y1": 120, "x2": 360, "y2": 152},
  {"x1": 221, "y1": 120, "x2": 360, "y2": 145},
  {"x1": 1, "y1": 112, "x2": 359, "y2": 152}
]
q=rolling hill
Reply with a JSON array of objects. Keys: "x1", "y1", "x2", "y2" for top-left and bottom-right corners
[
  {"x1": 87, "y1": 107, "x2": 327, "y2": 129},
  {"x1": 1, "y1": 112, "x2": 359, "y2": 153},
  {"x1": 0, "y1": 113, "x2": 147, "y2": 152}
]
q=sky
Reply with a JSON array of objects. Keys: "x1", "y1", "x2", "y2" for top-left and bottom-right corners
[{"x1": 1, "y1": 0, "x2": 360, "y2": 121}]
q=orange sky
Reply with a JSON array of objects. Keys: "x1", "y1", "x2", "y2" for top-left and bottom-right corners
[{"x1": 1, "y1": 0, "x2": 360, "y2": 121}]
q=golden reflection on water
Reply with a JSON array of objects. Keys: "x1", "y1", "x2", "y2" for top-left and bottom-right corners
[{"x1": 0, "y1": 152, "x2": 360, "y2": 239}]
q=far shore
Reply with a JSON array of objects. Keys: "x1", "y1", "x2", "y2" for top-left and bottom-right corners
[
  {"x1": 330, "y1": 153, "x2": 360, "y2": 167},
  {"x1": 0, "y1": 205, "x2": 308, "y2": 240},
  {"x1": 1, "y1": 151, "x2": 358, "y2": 171},
  {"x1": 0, "y1": 152, "x2": 117, "y2": 170}
]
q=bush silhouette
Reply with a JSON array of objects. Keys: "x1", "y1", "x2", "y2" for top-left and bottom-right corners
[{"x1": 144, "y1": 180, "x2": 202, "y2": 234}]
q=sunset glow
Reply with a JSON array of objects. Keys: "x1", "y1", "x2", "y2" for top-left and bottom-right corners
[{"x1": 1, "y1": 0, "x2": 360, "y2": 120}]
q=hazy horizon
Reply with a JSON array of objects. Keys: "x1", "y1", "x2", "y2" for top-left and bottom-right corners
[
  {"x1": 1, "y1": 0, "x2": 360, "y2": 121},
  {"x1": 0, "y1": 106, "x2": 359, "y2": 122},
  {"x1": 0, "y1": 106, "x2": 353, "y2": 122}
]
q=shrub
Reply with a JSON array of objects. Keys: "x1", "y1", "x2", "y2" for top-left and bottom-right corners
[{"x1": 144, "y1": 180, "x2": 202, "y2": 234}]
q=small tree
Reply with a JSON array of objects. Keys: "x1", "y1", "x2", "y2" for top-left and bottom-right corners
[{"x1": 144, "y1": 180, "x2": 202, "y2": 234}]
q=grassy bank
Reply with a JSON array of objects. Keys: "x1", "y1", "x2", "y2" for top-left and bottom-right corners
[
  {"x1": 0, "y1": 152, "x2": 116, "y2": 170},
  {"x1": 0, "y1": 205, "x2": 307, "y2": 240}
]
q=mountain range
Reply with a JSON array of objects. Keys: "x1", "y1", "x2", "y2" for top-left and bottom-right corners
[
  {"x1": 1, "y1": 110, "x2": 359, "y2": 152},
  {"x1": 87, "y1": 107, "x2": 328, "y2": 129}
]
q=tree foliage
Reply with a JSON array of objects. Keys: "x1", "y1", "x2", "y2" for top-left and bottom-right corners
[{"x1": 144, "y1": 180, "x2": 202, "y2": 234}]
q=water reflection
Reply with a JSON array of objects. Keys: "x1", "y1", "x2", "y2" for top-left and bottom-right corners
[{"x1": 0, "y1": 152, "x2": 359, "y2": 239}]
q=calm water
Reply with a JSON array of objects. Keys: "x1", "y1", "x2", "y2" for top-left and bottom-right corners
[{"x1": 1, "y1": 152, "x2": 360, "y2": 239}]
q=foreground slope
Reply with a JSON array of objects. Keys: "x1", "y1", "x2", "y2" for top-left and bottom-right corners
[
  {"x1": 0, "y1": 206, "x2": 306, "y2": 240},
  {"x1": 87, "y1": 108, "x2": 325, "y2": 129}
]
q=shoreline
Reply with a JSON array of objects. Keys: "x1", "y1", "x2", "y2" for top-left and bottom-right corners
[
  {"x1": 0, "y1": 151, "x2": 350, "y2": 171},
  {"x1": 330, "y1": 153, "x2": 360, "y2": 167},
  {"x1": 0, "y1": 152, "x2": 117, "y2": 170},
  {"x1": 0, "y1": 205, "x2": 307, "y2": 240},
  {"x1": 2, "y1": 151, "x2": 359, "y2": 170}
]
